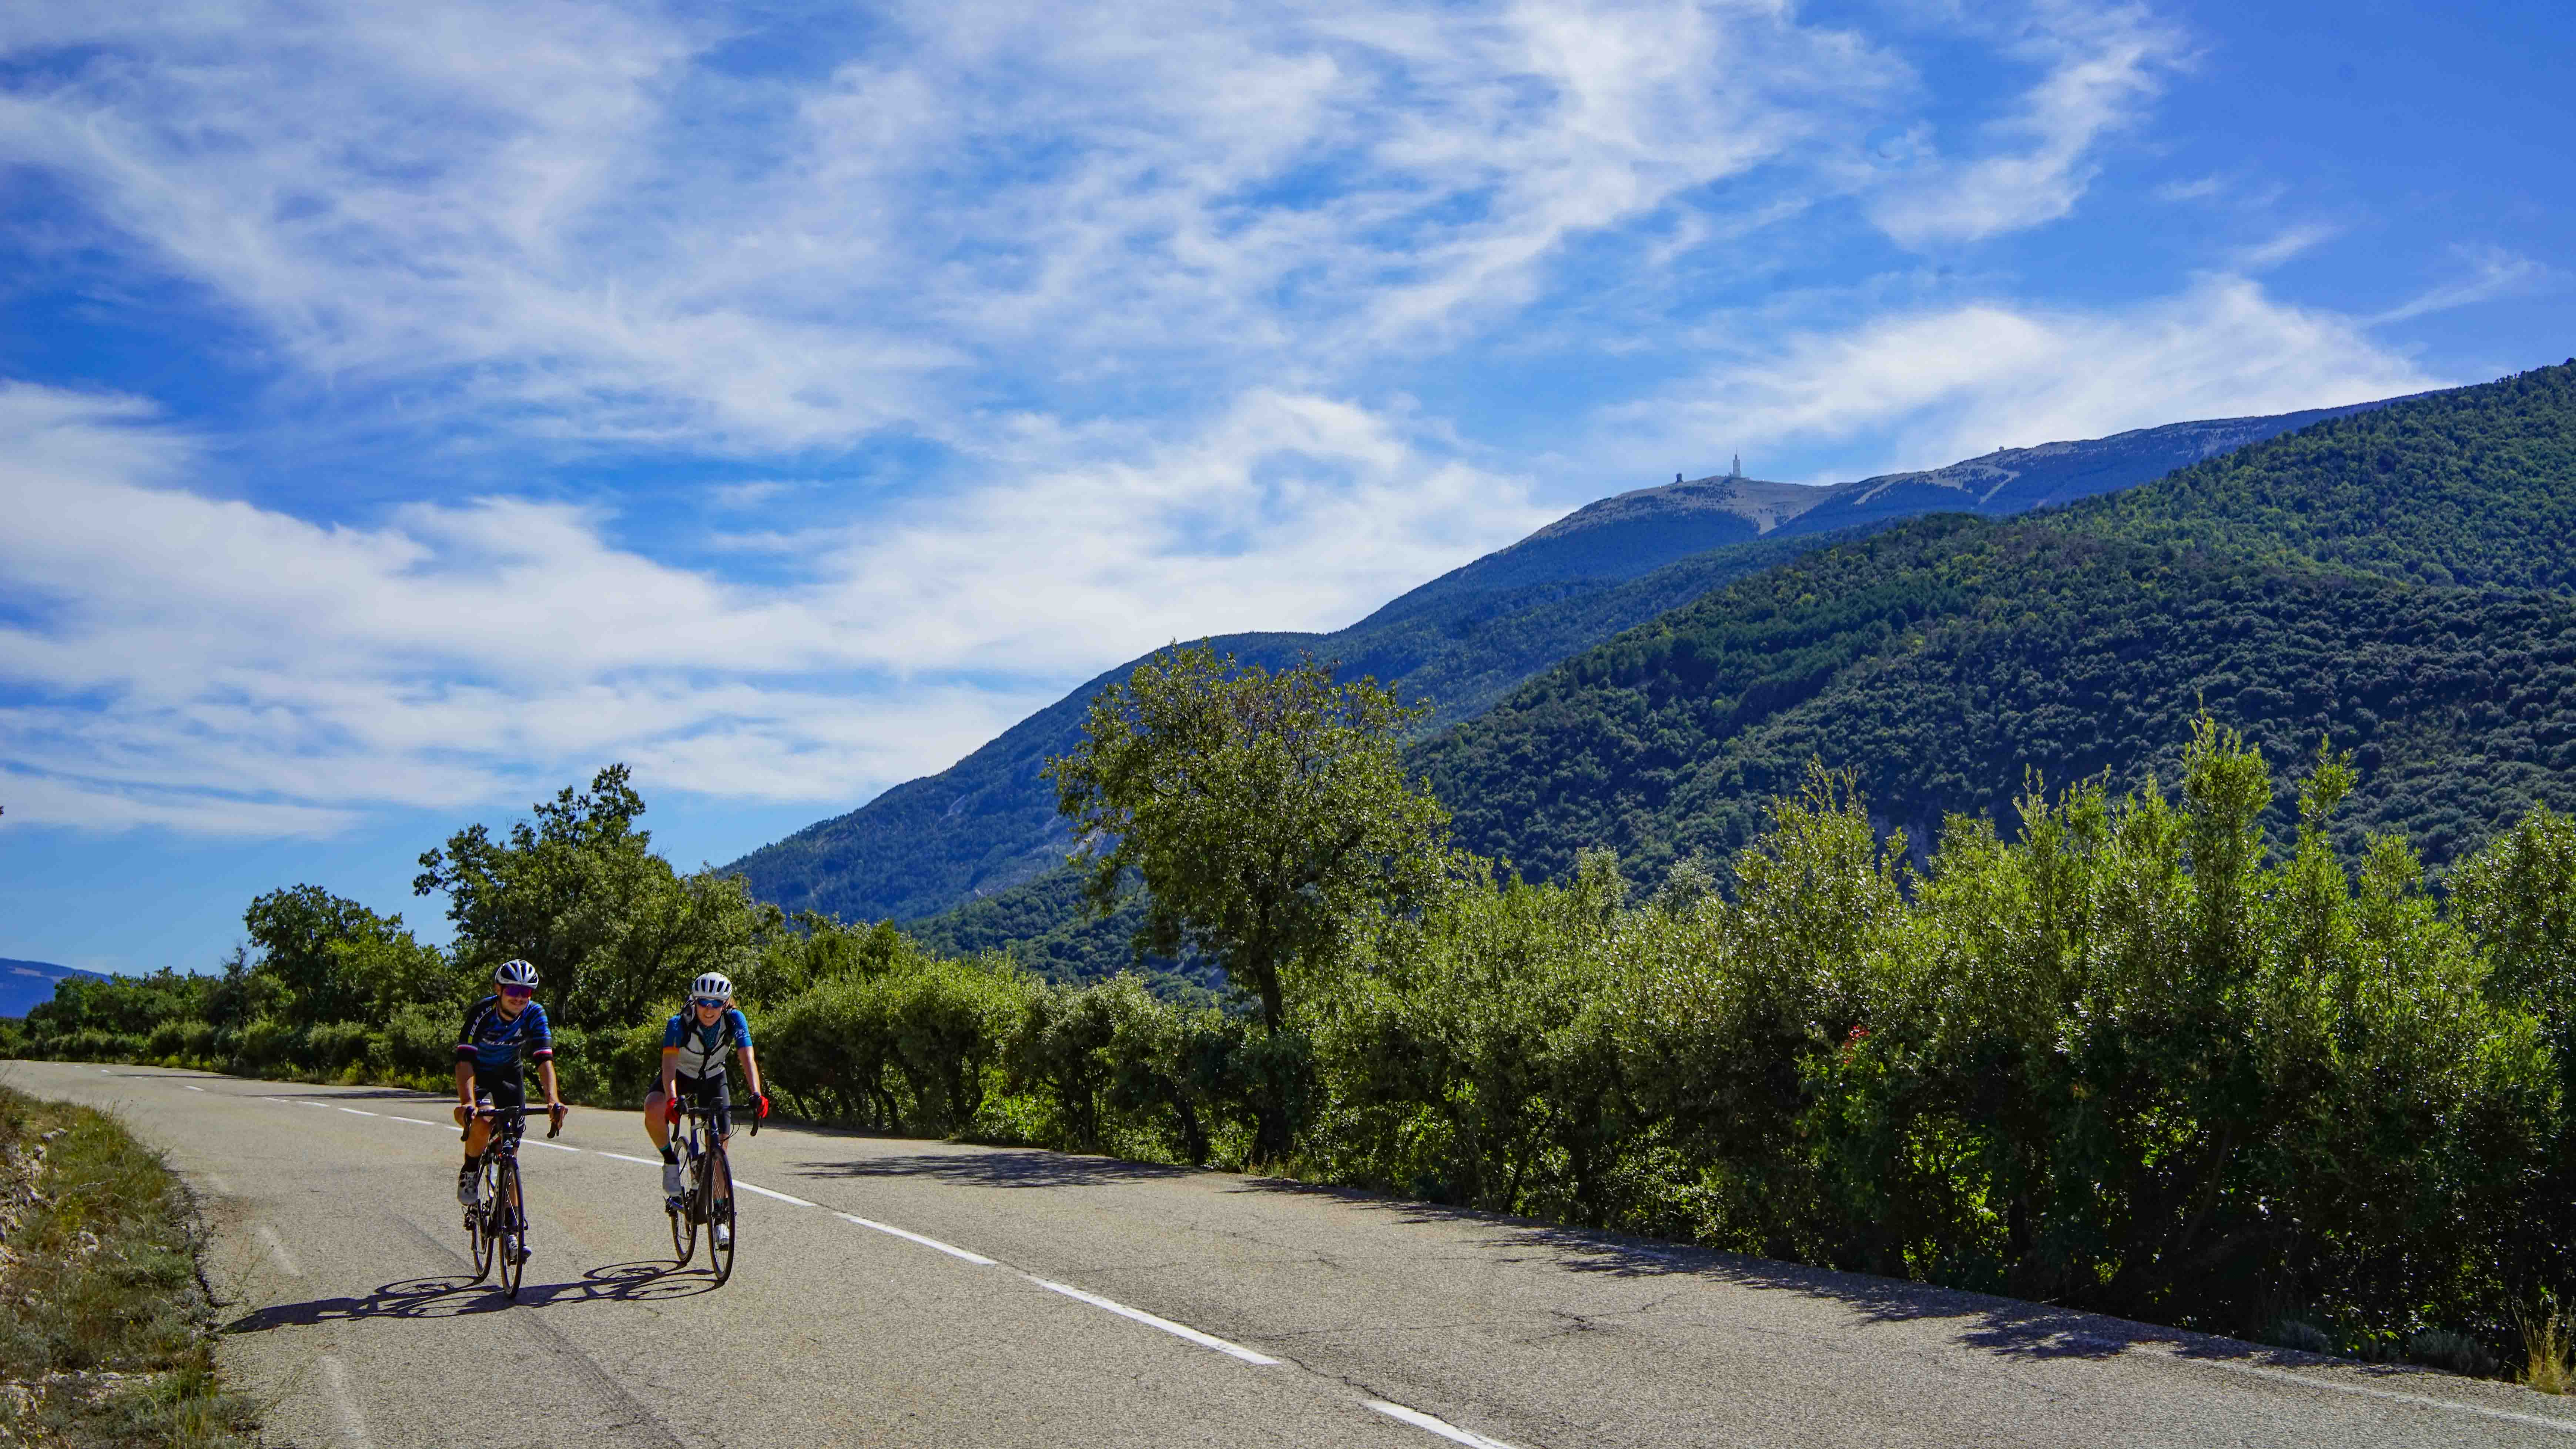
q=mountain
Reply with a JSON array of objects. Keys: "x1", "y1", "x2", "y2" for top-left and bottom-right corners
[
  {"x1": 1420, "y1": 362, "x2": 2576, "y2": 885},
  {"x1": 1, "y1": 958, "x2": 110, "y2": 1020},
  {"x1": 726, "y1": 395, "x2": 2416, "y2": 927}
]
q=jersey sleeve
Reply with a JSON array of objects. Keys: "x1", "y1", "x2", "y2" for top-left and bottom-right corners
[
  {"x1": 661, "y1": 1014, "x2": 686, "y2": 1050},
  {"x1": 728, "y1": 1008, "x2": 752, "y2": 1050},
  {"x1": 455, "y1": 997, "x2": 488, "y2": 1063},
  {"x1": 526, "y1": 1002, "x2": 554, "y2": 1060}
]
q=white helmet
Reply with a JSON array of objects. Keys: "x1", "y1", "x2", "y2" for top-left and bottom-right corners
[
  {"x1": 493, "y1": 959, "x2": 539, "y2": 988},
  {"x1": 690, "y1": 972, "x2": 734, "y2": 1003}
]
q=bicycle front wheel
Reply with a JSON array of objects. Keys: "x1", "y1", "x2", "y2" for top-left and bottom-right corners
[
  {"x1": 706, "y1": 1148, "x2": 736, "y2": 1287},
  {"x1": 496, "y1": 1155, "x2": 526, "y2": 1300},
  {"x1": 669, "y1": 1153, "x2": 698, "y2": 1266},
  {"x1": 468, "y1": 1161, "x2": 496, "y2": 1283}
]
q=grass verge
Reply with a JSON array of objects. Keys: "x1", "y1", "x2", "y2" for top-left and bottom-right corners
[
  {"x1": 2524, "y1": 1302, "x2": 2576, "y2": 1395},
  {"x1": 0, "y1": 1082, "x2": 255, "y2": 1448}
]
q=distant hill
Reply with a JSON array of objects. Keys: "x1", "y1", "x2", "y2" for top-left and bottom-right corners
[
  {"x1": 1420, "y1": 362, "x2": 2576, "y2": 885},
  {"x1": 1, "y1": 958, "x2": 110, "y2": 1020},
  {"x1": 728, "y1": 394, "x2": 2417, "y2": 928}
]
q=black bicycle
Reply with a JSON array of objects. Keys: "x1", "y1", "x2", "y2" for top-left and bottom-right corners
[
  {"x1": 666, "y1": 1096, "x2": 757, "y2": 1286},
  {"x1": 462, "y1": 1103, "x2": 563, "y2": 1299}
]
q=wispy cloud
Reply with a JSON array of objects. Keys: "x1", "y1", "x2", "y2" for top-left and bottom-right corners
[
  {"x1": 2370, "y1": 245, "x2": 2553, "y2": 325},
  {"x1": 2234, "y1": 222, "x2": 2340, "y2": 270},
  {"x1": 1613, "y1": 275, "x2": 2445, "y2": 480},
  {"x1": 1871, "y1": 0, "x2": 2189, "y2": 245}
]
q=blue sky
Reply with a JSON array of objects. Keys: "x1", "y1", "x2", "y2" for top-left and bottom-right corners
[{"x1": 2, "y1": 0, "x2": 2569, "y2": 972}]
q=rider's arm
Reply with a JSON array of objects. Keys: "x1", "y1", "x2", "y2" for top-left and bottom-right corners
[
  {"x1": 453, "y1": 998, "x2": 482, "y2": 1120},
  {"x1": 536, "y1": 1057, "x2": 562, "y2": 1109},
  {"x1": 739, "y1": 1040, "x2": 763, "y2": 1101},
  {"x1": 526, "y1": 1003, "x2": 557, "y2": 1107},
  {"x1": 659, "y1": 1044, "x2": 681, "y2": 1101}
]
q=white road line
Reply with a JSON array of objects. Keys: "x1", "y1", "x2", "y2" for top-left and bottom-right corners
[
  {"x1": 319, "y1": 1354, "x2": 374, "y2": 1449},
  {"x1": 2201, "y1": 1360, "x2": 2576, "y2": 1435},
  {"x1": 255, "y1": 1223, "x2": 303, "y2": 1278},
  {"x1": 1363, "y1": 1400, "x2": 1520, "y2": 1449},
  {"x1": 734, "y1": 1181, "x2": 815, "y2": 1207},
  {"x1": 1026, "y1": 1277, "x2": 1279, "y2": 1366},
  {"x1": 339, "y1": 1107, "x2": 378, "y2": 1117},
  {"x1": 527, "y1": 1140, "x2": 580, "y2": 1152},
  {"x1": 185, "y1": 1085, "x2": 205, "y2": 1092},
  {"x1": 295, "y1": 1101, "x2": 332, "y2": 1109},
  {"x1": 598, "y1": 1152, "x2": 661, "y2": 1165},
  {"x1": 387, "y1": 1116, "x2": 438, "y2": 1127},
  {"x1": 833, "y1": 1212, "x2": 998, "y2": 1266}
]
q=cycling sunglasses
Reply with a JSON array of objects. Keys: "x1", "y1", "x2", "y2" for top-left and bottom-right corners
[
  {"x1": 499, "y1": 984, "x2": 535, "y2": 1000},
  {"x1": 690, "y1": 995, "x2": 728, "y2": 1009}
]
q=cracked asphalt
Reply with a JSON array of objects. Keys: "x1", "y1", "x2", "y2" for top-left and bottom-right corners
[{"x1": 13, "y1": 1060, "x2": 2576, "y2": 1448}]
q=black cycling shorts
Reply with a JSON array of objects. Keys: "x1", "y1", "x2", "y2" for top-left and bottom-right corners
[
  {"x1": 471, "y1": 1068, "x2": 527, "y2": 1146},
  {"x1": 657, "y1": 1071, "x2": 731, "y2": 1138}
]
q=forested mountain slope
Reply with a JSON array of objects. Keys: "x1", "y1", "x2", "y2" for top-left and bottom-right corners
[
  {"x1": 1421, "y1": 362, "x2": 2576, "y2": 884},
  {"x1": 731, "y1": 398, "x2": 2401, "y2": 925}
]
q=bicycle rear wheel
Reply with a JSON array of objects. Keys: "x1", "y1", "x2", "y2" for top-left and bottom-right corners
[
  {"x1": 669, "y1": 1148, "x2": 698, "y2": 1266},
  {"x1": 496, "y1": 1155, "x2": 526, "y2": 1299},
  {"x1": 706, "y1": 1148, "x2": 736, "y2": 1286}
]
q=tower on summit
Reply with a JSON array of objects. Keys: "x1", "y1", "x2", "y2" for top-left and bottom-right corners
[{"x1": 1731, "y1": 451, "x2": 1742, "y2": 478}]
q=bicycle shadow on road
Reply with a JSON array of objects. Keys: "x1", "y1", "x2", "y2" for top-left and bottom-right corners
[{"x1": 221, "y1": 1260, "x2": 722, "y2": 1332}]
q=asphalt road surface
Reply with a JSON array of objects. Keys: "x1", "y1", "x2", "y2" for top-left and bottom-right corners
[{"x1": 10, "y1": 1060, "x2": 2573, "y2": 1448}]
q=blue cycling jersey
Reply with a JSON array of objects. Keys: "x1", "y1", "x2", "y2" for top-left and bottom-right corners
[
  {"x1": 455, "y1": 995, "x2": 554, "y2": 1072},
  {"x1": 662, "y1": 1007, "x2": 751, "y2": 1080}
]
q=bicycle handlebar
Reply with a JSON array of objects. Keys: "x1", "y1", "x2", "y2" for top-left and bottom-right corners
[{"x1": 465, "y1": 1102, "x2": 567, "y2": 1138}]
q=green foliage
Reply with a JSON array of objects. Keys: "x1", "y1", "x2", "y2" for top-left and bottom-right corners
[
  {"x1": 1047, "y1": 645, "x2": 1459, "y2": 1035},
  {"x1": 1311, "y1": 722, "x2": 2560, "y2": 1357}
]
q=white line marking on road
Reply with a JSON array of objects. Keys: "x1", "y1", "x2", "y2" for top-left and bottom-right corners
[
  {"x1": 527, "y1": 1140, "x2": 580, "y2": 1152},
  {"x1": 734, "y1": 1181, "x2": 814, "y2": 1207},
  {"x1": 599, "y1": 1152, "x2": 661, "y2": 1165},
  {"x1": 1363, "y1": 1400, "x2": 1520, "y2": 1449},
  {"x1": 295, "y1": 1101, "x2": 331, "y2": 1109},
  {"x1": 387, "y1": 1116, "x2": 438, "y2": 1127},
  {"x1": 185, "y1": 1085, "x2": 205, "y2": 1092},
  {"x1": 1026, "y1": 1277, "x2": 1279, "y2": 1365},
  {"x1": 2201, "y1": 1360, "x2": 2576, "y2": 1434},
  {"x1": 320, "y1": 1354, "x2": 374, "y2": 1449},
  {"x1": 833, "y1": 1212, "x2": 998, "y2": 1265},
  {"x1": 256, "y1": 1224, "x2": 303, "y2": 1279},
  {"x1": 339, "y1": 1107, "x2": 377, "y2": 1117},
  {"x1": 98, "y1": 1068, "x2": 112, "y2": 1074}
]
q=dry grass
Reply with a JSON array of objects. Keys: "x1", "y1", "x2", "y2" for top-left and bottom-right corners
[
  {"x1": 2522, "y1": 1303, "x2": 2576, "y2": 1396},
  {"x1": 0, "y1": 1084, "x2": 255, "y2": 1448}
]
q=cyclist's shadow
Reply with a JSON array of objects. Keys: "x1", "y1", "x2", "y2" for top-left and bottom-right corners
[{"x1": 224, "y1": 1260, "x2": 720, "y2": 1332}]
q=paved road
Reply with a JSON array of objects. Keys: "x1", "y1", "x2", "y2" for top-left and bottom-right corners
[{"x1": 9, "y1": 1060, "x2": 2572, "y2": 1448}]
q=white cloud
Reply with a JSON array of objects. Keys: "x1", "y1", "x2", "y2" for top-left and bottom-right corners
[
  {"x1": 1870, "y1": 0, "x2": 2188, "y2": 245},
  {"x1": 0, "y1": 0, "x2": 1923, "y2": 451},
  {"x1": 1617, "y1": 275, "x2": 2446, "y2": 478},
  {"x1": 0, "y1": 380, "x2": 1546, "y2": 832}
]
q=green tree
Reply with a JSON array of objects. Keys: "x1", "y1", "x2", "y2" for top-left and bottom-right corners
[
  {"x1": 1046, "y1": 646, "x2": 1459, "y2": 1156},
  {"x1": 242, "y1": 884, "x2": 449, "y2": 1023},
  {"x1": 413, "y1": 765, "x2": 785, "y2": 1031}
]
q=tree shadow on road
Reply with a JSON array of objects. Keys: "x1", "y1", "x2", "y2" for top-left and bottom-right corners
[
  {"x1": 1228, "y1": 1178, "x2": 2403, "y2": 1375},
  {"x1": 222, "y1": 1260, "x2": 720, "y2": 1331},
  {"x1": 783, "y1": 1148, "x2": 1193, "y2": 1190}
]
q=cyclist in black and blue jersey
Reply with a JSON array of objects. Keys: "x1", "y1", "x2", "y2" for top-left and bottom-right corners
[
  {"x1": 454, "y1": 959, "x2": 566, "y2": 1212},
  {"x1": 644, "y1": 971, "x2": 768, "y2": 1231}
]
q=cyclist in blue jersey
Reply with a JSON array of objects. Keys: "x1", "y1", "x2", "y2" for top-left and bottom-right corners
[
  {"x1": 644, "y1": 971, "x2": 768, "y2": 1235},
  {"x1": 453, "y1": 959, "x2": 566, "y2": 1213}
]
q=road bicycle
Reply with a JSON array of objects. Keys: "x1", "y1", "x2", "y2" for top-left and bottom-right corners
[
  {"x1": 666, "y1": 1094, "x2": 757, "y2": 1286},
  {"x1": 462, "y1": 1102, "x2": 563, "y2": 1300}
]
